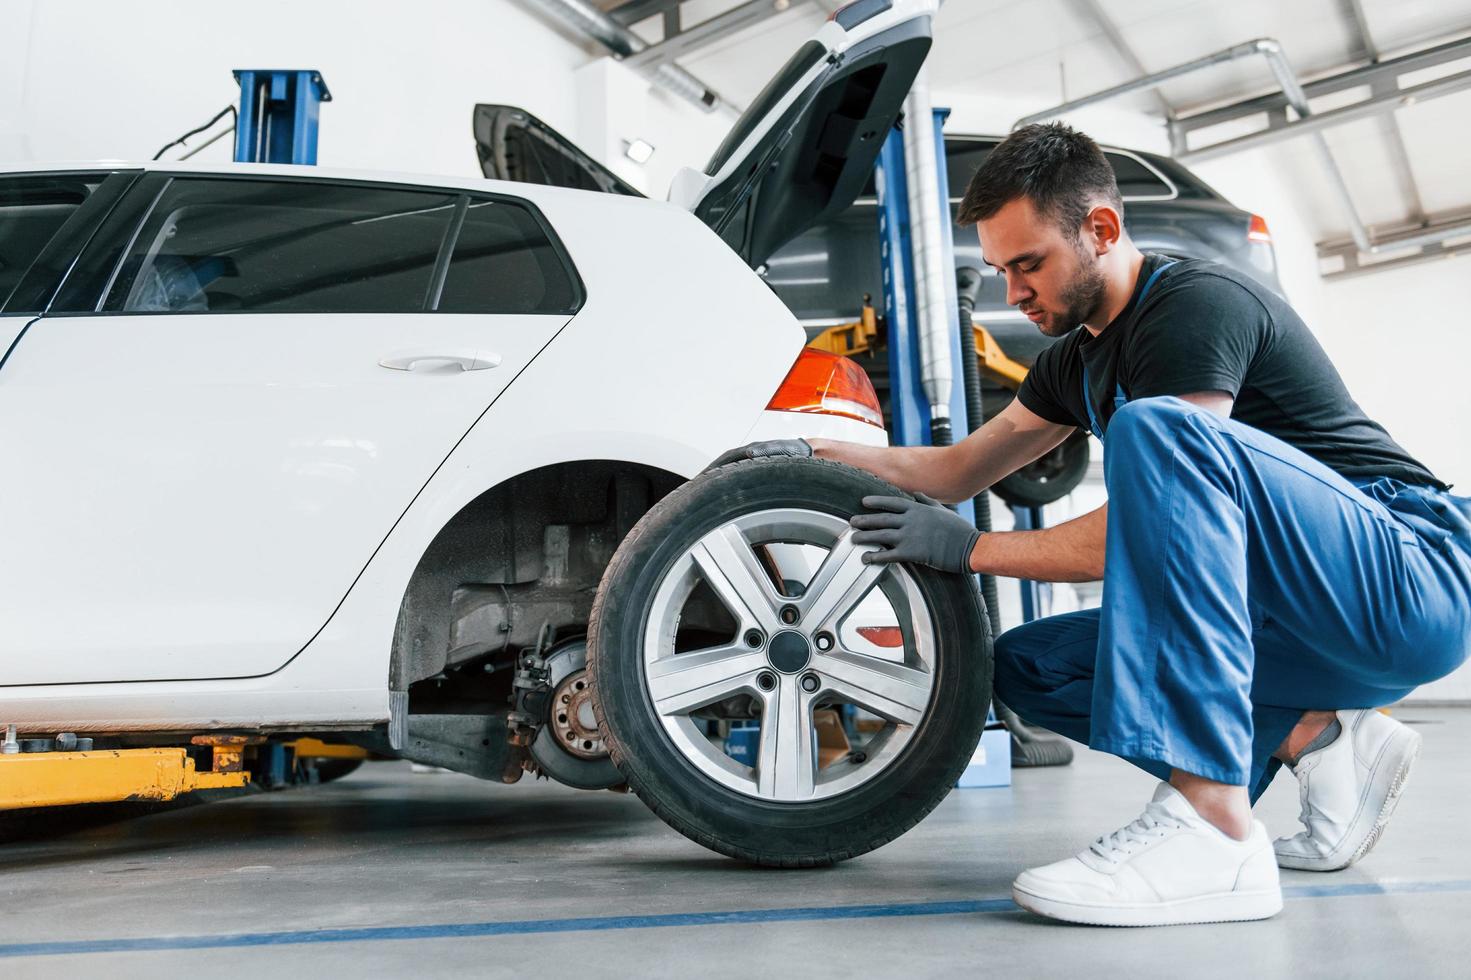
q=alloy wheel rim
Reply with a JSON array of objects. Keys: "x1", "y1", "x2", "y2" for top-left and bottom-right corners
[{"x1": 642, "y1": 508, "x2": 937, "y2": 803}]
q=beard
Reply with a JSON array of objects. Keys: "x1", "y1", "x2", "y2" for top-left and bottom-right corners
[{"x1": 1032, "y1": 249, "x2": 1108, "y2": 337}]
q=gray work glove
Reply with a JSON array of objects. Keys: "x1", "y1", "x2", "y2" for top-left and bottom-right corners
[
  {"x1": 849, "y1": 493, "x2": 981, "y2": 575},
  {"x1": 705, "y1": 438, "x2": 812, "y2": 472}
]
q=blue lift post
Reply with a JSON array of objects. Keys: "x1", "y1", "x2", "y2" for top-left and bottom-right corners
[
  {"x1": 233, "y1": 70, "x2": 332, "y2": 165},
  {"x1": 878, "y1": 111, "x2": 1048, "y2": 627},
  {"x1": 874, "y1": 113, "x2": 974, "y2": 527}
]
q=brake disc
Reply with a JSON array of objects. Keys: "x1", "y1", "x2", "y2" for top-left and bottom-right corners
[{"x1": 529, "y1": 638, "x2": 623, "y2": 790}]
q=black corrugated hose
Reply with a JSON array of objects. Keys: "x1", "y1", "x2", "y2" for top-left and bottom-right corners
[{"x1": 954, "y1": 267, "x2": 1073, "y2": 768}]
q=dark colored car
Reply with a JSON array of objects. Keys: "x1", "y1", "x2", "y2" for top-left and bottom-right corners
[
  {"x1": 761, "y1": 134, "x2": 1281, "y2": 506},
  {"x1": 769, "y1": 134, "x2": 1282, "y2": 369}
]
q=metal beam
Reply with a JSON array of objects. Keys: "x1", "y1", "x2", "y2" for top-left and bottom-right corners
[
  {"x1": 1014, "y1": 31, "x2": 1471, "y2": 269},
  {"x1": 1318, "y1": 205, "x2": 1471, "y2": 276},
  {"x1": 1173, "y1": 34, "x2": 1471, "y2": 138},
  {"x1": 1016, "y1": 39, "x2": 1281, "y2": 128},
  {"x1": 608, "y1": 0, "x2": 682, "y2": 27},
  {"x1": 623, "y1": 0, "x2": 798, "y2": 71},
  {"x1": 520, "y1": 0, "x2": 729, "y2": 112},
  {"x1": 1175, "y1": 65, "x2": 1471, "y2": 163},
  {"x1": 1014, "y1": 38, "x2": 1375, "y2": 253},
  {"x1": 1338, "y1": 0, "x2": 1427, "y2": 223},
  {"x1": 1063, "y1": 0, "x2": 1175, "y2": 123}
]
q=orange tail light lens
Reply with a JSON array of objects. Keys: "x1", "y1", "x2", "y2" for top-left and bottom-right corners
[
  {"x1": 856, "y1": 626, "x2": 904, "y2": 648},
  {"x1": 1247, "y1": 214, "x2": 1273, "y2": 243},
  {"x1": 767, "y1": 348, "x2": 884, "y2": 428}
]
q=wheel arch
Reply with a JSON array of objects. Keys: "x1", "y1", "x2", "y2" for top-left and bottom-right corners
[{"x1": 389, "y1": 458, "x2": 686, "y2": 691}]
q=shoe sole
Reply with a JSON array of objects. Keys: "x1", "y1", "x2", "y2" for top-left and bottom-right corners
[
  {"x1": 1012, "y1": 884, "x2": 1283, "y2": 927},
  {"x1": 1275, "y1": 724, "x2": 1421, "y2": 873}
]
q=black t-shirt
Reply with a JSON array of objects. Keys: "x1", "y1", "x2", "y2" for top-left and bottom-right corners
[{"x1": 1017, "y1": 253, "x2": 1445, "y2": 489}]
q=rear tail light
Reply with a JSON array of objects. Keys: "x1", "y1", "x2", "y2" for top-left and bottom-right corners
[
  {"x1": 767, "y1": 348, "x2": 884, "y2": 428},
  {"x1": 856, "y1": 626, "x2": 904, "y2": 648},
  {"x1": 1247, "y1": 214, "x2": 1273, "y2": 244}
]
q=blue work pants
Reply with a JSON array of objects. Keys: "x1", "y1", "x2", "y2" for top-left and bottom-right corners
[{"x1": 994, "y1": 397, "x2": 1471, "y2": 801}]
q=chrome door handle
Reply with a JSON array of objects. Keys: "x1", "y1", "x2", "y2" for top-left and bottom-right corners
[{"x1": 377, "y1": 349, "x2": 502, "y2": 372}]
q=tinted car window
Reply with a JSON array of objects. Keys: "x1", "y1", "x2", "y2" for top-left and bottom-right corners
[
  {"x1": 942, "y1": 141, "x2": 1177, "y2": 201},
  {"x1": 436, "y1": 198, "x2": 578, "y2": 314},
  {"x1": 0, "y1": 174, "x2": 103, "y2": 309},
  {"x1": 705, "y1": 40, "x2": 827, "y2": 176},
  {"x1": 1106, "y1": 152, "x2": 1173, "y2": 198},
  {"x1": 106, "y1": 178, "x2": 456, "y2": 313},
  {"x1": 945, "y1": 140, "x2": 997, "y2": 199}
]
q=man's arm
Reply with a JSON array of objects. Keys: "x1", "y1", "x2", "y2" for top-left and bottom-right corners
[
  {"x1": 810, "y1": 396, "x2": 1074, "y2": 503},
  {"x1": 964, "y1": 391, "x2": 1234, "y2": 582}
]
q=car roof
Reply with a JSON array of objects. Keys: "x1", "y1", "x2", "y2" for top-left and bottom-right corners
[{"x1": 0, "y1": 159, "x2": 661, "y2": 209}]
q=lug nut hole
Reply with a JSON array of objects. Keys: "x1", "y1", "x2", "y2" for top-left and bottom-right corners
[
  {"x1": 800, "y1": 674, "x2": 820, "y2": 693},
  {"x1": 780, "y1": 605, "x2": 800, "y2": 625},
  {"x1": 756, "y1": 671, "x2": 777, "y2": 692},
  {"x1": 744, "y1": 629, "x2": 764, "y2": 648},
  {"x1": 815, "y1": 632, "x2": 834, "y2": 652}
]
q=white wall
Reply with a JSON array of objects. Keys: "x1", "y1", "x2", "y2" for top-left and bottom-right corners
[
  {"x1": 1318, "y1": 254, "x2": 1471, "y2": 491},
  {"x1": 0, "y1": 0, "x2": 585, "y2": 177}
]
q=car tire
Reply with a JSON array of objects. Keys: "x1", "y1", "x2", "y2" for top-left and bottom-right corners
[
  {"x1": 587, "y1": 456, "x2": 992, "y2": 867},
  {"x1": 992, "y1": 429, "x2": 1091, "y2": 508}
]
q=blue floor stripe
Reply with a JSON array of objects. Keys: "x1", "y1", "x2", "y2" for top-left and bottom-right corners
[{"x1": 2, "y1": 879, "x2": 1469, "y2": 959}]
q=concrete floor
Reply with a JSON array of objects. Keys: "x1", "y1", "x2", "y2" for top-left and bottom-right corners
[{"x1": 3, "y1": 708, "x2": 1469, "y2": 978}]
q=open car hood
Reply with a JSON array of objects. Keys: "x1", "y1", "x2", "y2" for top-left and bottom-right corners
[
  {"x1": 472, "y1": 0, "x2": 934, "y2": 269},
  {"x1": 473, "y1": 104, "x2": 644, "y2": 197},
  {"x1": 673, "y1": 0, "x2": 935, "y2": 268}
]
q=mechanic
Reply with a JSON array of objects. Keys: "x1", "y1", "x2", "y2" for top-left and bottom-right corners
[{"x1": 712, "y1": 123, "x2": 1471, "y2": 927}]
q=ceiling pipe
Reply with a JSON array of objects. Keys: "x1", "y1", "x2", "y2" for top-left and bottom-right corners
[
  {"x1": 520, "y1": 0, "x2": 726, "y2": 113},
  {"x1": 1013, "y1": 37, "x2": 1471, "y2": 260}
]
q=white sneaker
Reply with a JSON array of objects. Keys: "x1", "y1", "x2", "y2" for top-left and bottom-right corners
[
  {"x1": 1274, "y1": 708, "x2": 1421, "y2": 872},
  {"x1": 1012, "y1": 782, "x2": 1282, "y2": 926}
]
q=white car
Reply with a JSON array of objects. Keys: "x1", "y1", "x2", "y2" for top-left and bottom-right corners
[{"x1": 1, "y1": 0, "x2": 988, "y2": 865}]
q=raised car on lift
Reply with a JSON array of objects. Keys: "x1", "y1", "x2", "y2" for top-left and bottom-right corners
[{"x1": 2, "y1": 0, "x2": 993, "y2": 866}]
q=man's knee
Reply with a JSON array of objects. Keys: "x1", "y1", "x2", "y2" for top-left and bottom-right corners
[
  {"x1": 1104, "y1": 397, "x2": 1218, "y2": 482},
  {"x1": 1108, "y1": 396, "x2": 1198, "y2": 445},
  {"x1": 993, "y1": 623, "x2": 1047, "y2": 704}
]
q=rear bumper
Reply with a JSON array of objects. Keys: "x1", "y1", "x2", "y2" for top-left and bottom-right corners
[{"x1": 741, "y1": 409, "x2": 888, "y2": 447}]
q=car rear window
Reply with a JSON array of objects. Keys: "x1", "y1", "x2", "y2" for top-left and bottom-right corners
[
  {"x1": 0, "y1": 174, "x2": 103, "y2": 310},
  {"x1": 105, "y1": 178, "x2": 456, "y2": 314},
  {"x1": 435, "y1": 198, "x2": 579, "y2": 314},
  {"x1": 942, "y1": 140, "x2": 1178, "y2": 202},
  {"x1": 1106, "y1": 152, "x2": 1174, "y2": 199}
]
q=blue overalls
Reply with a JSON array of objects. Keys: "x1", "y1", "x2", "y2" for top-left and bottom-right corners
[{"x1": 993, "y1": 265, "x2": 1471, "y2": 800}]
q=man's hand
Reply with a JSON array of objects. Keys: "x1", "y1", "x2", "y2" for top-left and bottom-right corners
[
  {"x1": 849, "y1": 494, "x2": 980, "y2": 574},
  {"x1": 705, "y1": 438, "x2": 812, "y2": 472}
]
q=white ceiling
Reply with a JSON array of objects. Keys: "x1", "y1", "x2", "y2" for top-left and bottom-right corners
[{"x1": 599, "y1": 0, "x2": 1471, "y2": 246}]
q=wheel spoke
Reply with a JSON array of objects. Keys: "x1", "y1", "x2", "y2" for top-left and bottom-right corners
[
  {"x1": 798, "y1": 529, "x2": 886, "y2": 632},
  {"x1": 812, "y1": 649, "x2": 931, "y2": 726},
  {"x1": 755, "y1": 677, "x2": 816, "y2": 800},
  {"x1": 691, "y1": 523, "x2": 782, "y2": 635},
  {"x1": 646, "y1": 645, "x2": 769, "y2": 716}
]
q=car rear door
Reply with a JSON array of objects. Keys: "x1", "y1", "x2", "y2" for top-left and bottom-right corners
[{"x1": 0, "y1": 173, "x2": 581, "y2": 685}]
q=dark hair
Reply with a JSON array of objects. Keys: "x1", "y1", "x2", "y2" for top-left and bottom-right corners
[{"x1": 956, "y1": 122, "x2": 1122, "y2": 234}]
